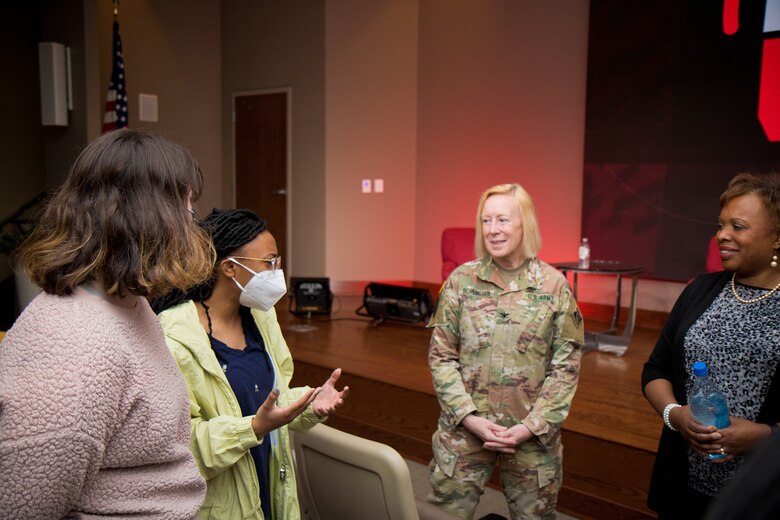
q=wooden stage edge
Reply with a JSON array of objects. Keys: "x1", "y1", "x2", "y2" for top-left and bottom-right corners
[{"x1": 286, "y1": 283, "x2": 666, "y2": 520}]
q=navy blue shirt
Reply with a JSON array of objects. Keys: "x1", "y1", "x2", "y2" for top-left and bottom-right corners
[{"x1": 209, "y1": 307, "x2": 275, "y2": 520}]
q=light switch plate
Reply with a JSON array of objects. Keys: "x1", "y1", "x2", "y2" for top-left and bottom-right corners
[{"x1": 139, "y1": 93, "x2": 158, "y2": 122}]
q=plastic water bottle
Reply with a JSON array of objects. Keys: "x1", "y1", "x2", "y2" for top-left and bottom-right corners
[
  {"x1": 578, "y1": 238, "x2": 591, "y2": 269},
  {"x1": 688, "y1": 361, "x2": 731, "y2": 459}
]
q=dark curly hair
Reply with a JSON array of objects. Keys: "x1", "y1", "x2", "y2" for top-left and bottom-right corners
[
  {"x1": 721, "y1": 173, "x2": 780, "y2": 228},
  {"x1": 152, "y1": 208, "x2": 267, "y2": 313}
]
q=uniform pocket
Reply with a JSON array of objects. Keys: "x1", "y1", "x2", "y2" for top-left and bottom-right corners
[
  {"x1": 508, "y1": 442, "x2": 561, "y2": 490},
  {"x1": 461, "y1": 298, "x2": 495, "y2": 353},
  {"x1": 433, "y1": 426, "x2": 494, "y2": 478},
  {"x1": 536, "y1": 459, "x2": 561, "y2": 489},
  {"x1": 509, "y1": 299, "x2": 555, "y2": 353},
  {"x1": 431, "y1": 430, "x2": 459, "y2": 477}
]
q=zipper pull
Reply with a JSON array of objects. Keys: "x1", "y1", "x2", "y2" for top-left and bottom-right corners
[{"x1": 279, "y1": 465, "x2": 287, "y2": 480}]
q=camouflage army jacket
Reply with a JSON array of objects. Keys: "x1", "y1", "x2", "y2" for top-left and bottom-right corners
[{"x1": 428, "y1": 256, "x2": 584, "y2": 447}]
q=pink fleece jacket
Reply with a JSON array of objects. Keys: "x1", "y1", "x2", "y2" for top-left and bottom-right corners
[{"x1": 0, "y1": 284, "x2": 206, "y2": 519}]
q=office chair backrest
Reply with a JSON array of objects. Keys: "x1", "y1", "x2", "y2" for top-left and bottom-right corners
[
  {"x1": 291, "y1": 424, "x2": 420, "y2": 520},
  {"x1": 441, "y1": 227, "x2": 476, "y2": 281}
]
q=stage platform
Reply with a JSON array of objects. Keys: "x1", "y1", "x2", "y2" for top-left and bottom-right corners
[{"x1": 282, "y1": 294, "x2": 662, "y2": 519}]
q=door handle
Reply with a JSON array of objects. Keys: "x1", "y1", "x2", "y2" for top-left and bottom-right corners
[{"x1": 272, "y1": 188, "x2": 287, "y2": 195}]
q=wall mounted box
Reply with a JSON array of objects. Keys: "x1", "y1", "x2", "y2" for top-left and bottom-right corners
[{"x1": 38, "y1": 42, "x2": 69, "y2": 126}]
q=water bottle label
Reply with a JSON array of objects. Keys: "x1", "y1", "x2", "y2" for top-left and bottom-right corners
[{"x1": 690, "y1": 393, "x2": 731, "y2": 428}]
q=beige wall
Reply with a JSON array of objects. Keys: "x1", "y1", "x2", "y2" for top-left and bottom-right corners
[
  {"x1": 0, "y1": 0, "x2": 93, "y2": 198},
  {"x1": 221, "y1": 0, "x2": 326, "y2": 277},
  {"x1": 96, "y1": 0, "x2": 222, "y2": 213},
  {"x1": 318, "y1": 0, "x2": 684, "y2": 311},
  {"x1": 39, "y1": 0, "x2": 92, "y2": 189},
  {"x1": 0, "y1": 4, "x2": 46, "y2": 211},
  {"x1": 2, "y1": 0, "x2": 685, "y2": 313},
  {"x1": 414, "y1": 0, "x2": 590, "y2": 282},
  {"x1": 325, "y1": 0, "x2": 419, "y2": 281},
  {"x1": 0, "y1": 4, "x2": 46, "y2": 281},
  {"x1": 1, "y1": 0, "x2": 91, "y2": 282},
  {"x1": 2, "y1": 0, "x2": 222, "y2": 219}
]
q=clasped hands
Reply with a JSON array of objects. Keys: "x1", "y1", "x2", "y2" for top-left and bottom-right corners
[
  {"x1": 251, "y1": 368, "x2": 349, "y2": 438},
  {"x1": 668, "y1": 405, "x2": 770, "y2": 463},
  {"x1": 462, "y1": 414, "x2": 533, "y2": 453}
]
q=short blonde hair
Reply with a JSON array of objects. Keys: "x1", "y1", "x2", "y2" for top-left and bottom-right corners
[{"x1": 474, "y1": 183, "x2": 542, "y2": 260}]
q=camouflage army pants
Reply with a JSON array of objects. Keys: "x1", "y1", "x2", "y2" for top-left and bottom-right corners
[{"x1": 427, "y1": 427, "x2": 562, "y2": 520}]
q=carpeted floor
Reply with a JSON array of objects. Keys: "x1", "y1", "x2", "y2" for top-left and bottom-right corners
[{"x1": 405, "y1": 459, "x2": 579, "y2": 520}]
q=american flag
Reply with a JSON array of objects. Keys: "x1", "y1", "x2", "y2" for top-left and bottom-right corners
[{"x1": 102, "y1": 18, "x2": 128, "y2": 133}]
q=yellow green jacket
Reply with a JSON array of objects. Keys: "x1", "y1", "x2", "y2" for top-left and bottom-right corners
[{"x1": 159, "y1": 301, "x2": 323, "y2": 520}]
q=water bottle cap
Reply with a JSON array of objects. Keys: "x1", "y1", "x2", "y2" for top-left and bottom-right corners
[{"x1": 693, "y1": 361, "x2": 708, "y2": 377}]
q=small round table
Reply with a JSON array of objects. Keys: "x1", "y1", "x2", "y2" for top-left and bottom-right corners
[{"x1": 551, "y1": 261, "x2": 643, "y2": 356}]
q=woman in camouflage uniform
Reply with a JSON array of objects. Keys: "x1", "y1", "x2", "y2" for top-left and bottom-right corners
[{"x1": 427, "y1": 183, "x2": 584, "y2": 519}]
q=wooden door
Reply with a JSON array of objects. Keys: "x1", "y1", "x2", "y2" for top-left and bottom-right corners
[{"x1": 234, "y1": 91, "x2": 288, "y2": 268}]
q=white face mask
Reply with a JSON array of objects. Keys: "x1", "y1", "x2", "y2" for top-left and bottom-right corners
[{"x1": 228, "y1": 258, "x2": 287, "y2": 311}]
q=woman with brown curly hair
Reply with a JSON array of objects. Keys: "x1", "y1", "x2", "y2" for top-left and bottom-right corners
[{"x1": 0, "y1": 129, "x2": 216, "y2": 518}]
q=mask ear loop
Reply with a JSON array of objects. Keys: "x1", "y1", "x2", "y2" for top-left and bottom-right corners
[
  {"x1": 224, "y1": 258, "x2": 259, "y2": 292},
  {"x1": 230, "y1": 277, "x2": 246, "y2": 292},
  {"x1": 225, "y1": 257, "x2": 260, "y2": 277}
]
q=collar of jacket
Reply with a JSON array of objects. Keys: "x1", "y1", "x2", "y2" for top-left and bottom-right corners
[
  {"x1": 160, "y1": 300, "x2": 261, "y2": 381},
  {"x1": 476, "y1": 256, "x2": 543, "y2": 293}
]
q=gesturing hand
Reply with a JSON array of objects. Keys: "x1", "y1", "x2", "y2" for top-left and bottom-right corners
[
  {"x1": 312, "y1": 368, "x2": 350, "y2": 418},
  {"x1": 251, "y1": 387, "x2": 320, "y2": 438}
]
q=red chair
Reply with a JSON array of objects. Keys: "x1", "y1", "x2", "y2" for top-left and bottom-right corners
[
  {"x1": 706, "y1": 236, "x2": 723, "y2": 273},
  {"x1": 441, "y1": 227, "x2": 476, "y2": 281}
]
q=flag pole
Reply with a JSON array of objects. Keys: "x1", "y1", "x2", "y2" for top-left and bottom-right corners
[{"x1": 102, "y1": 0, "x2": 127, "y2": 133}]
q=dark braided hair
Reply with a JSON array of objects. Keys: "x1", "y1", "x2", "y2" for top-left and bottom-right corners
[{"x1": 152, "y1": 208, "x2": 268, "y2": 313}]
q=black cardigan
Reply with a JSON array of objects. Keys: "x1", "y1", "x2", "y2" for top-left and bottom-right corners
[{"x1": 641, "y1": 270, "x2": 780, "y2": 511}]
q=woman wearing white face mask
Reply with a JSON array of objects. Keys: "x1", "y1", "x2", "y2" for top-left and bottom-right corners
[{"x1": 153, "y1": 208, "x2": 349, "y2": 520}]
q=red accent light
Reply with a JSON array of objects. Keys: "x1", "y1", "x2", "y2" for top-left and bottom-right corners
[
  {"x1": 723, "y1": 0, "x2": 740, "y2": 35},
  {"x1": 759, "y1": 38, "x2": 780, "y2": 141}
]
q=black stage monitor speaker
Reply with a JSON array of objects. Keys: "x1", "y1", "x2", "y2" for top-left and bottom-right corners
[
  {"x1": 356, "y1": 282, "x2": 433, "y2": 326},
  {"x1": 290, "y1": 277, "x2": 333, "y2": 316}
]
